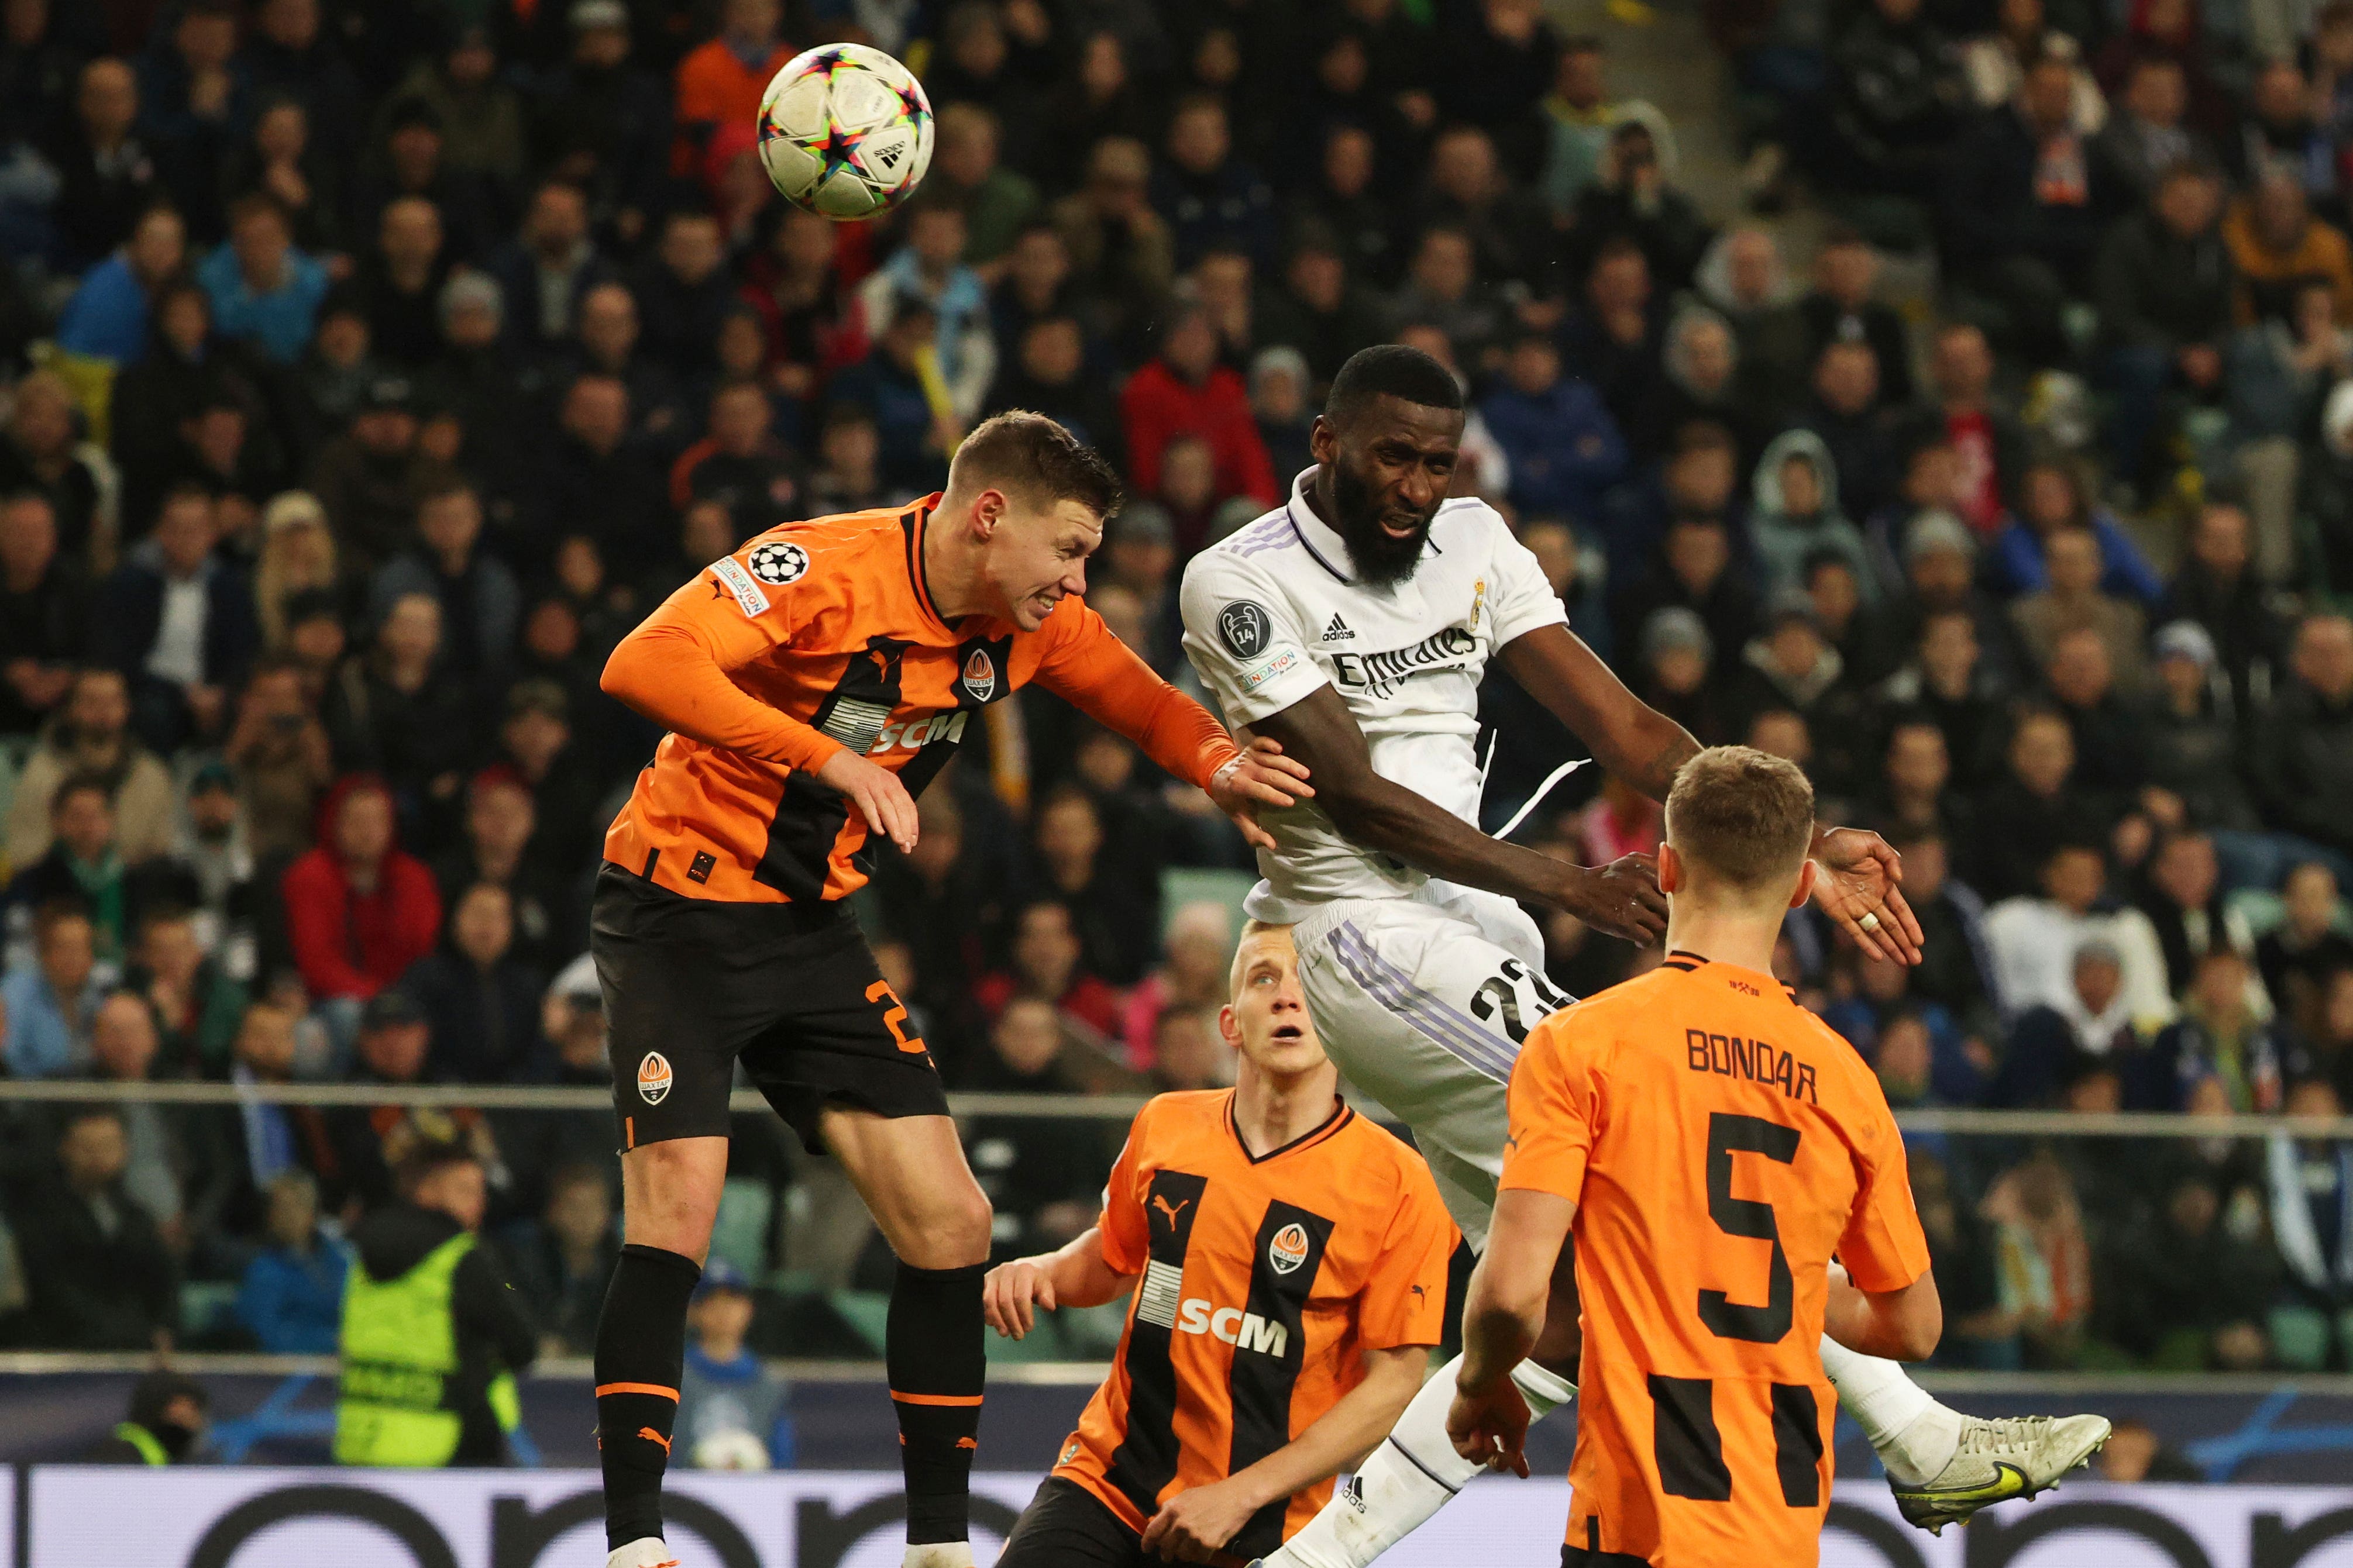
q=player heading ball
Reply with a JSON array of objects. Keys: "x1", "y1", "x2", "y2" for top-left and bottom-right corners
[{"x1": 587, "y1": 411, "x2": 1312, "y2": 1568}]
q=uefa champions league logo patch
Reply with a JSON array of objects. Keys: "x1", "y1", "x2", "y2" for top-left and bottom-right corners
[
  {"x1": 1218, "y1": 600, "x2": 1272, "y2": 659},
  {"x1": 747, "y1": 542, "x2": 809, "y2": 584}
]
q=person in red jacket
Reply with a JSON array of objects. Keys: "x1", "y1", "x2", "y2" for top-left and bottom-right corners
[
  {"x1": 281, "y1": 774, "x2": 443, "y2": 1004},
  {"x1": 1119, "y1": 299, "x2": 1279, "y2": 541}
]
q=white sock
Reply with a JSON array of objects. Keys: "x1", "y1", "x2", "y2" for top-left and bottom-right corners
[
  {"x1": 900, "y1": 1543, "x2": 974, "y2": 1568},
  {"x1": 1263, "y1": 1355, "x2": 1574, "y2": 1568},
  {"x1": 1817, "y1": 1335, "x2": 1955, "y2": 1483}
]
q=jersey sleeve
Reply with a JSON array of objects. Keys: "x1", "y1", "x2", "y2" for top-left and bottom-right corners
[
  {"x1": 1354, "y1": 1153, "x2": 1459, "y2": 1350},
  {"x1": 1030, "y1": 599, "x2": 1240, "y2": 790},
  {"x1": 1178, "y1": 549, "x2": 1330, "y2": 726},
  {"x1": 1498, "y1": 1011, "x2": 1598, "y2": 1204},
  {"x1": 600, "y1": 537, "x2": 845, "y2": 773},
  {"x1": 1834, "y1": 1078, "x2": 1933, "y2": 1294},
  {"x1": 1095, "y1": 1107, "x2": 1154, "y2": 1277},
  {"x1": 1481, "y1": 512, "x2": 1573, "y2": 649}
]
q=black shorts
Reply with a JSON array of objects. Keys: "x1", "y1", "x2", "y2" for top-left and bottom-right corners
[
  {"x1": 996, "y1": 1476, "x2": 1153, "y2": 1568},
  {"x1": 590, "y1": 863, "x2": 948, "y2": 1153}
]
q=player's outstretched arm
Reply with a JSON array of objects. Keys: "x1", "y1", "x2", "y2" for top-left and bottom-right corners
[
  {"x1": 1824, "y1": 1261, "x2": 1943, "y2": 1363},
  {"x1": 1499, "y1": 625, "x2": 1925, "y2": 963},
  {"x1": 1251, "y1": 685, "x2": 1667, "y2": 944},
  {"x1": 1449, "y1": 1188, "x2": 1577, "y2": 1477},
  {"x1": 1034, "y1": 603, "x2": 1313, "y2": 847},
  {"x1": 981, "y1": 1226, "x2": 1136, "y2": 1340},
  {"x1": 1141, "y1": 1344, "x2": 1429, "y2": 1564}
]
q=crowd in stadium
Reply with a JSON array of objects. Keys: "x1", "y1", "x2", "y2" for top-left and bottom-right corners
[{"x1": 0, "y1": 0, "x2": 2351, "y2": 1380}]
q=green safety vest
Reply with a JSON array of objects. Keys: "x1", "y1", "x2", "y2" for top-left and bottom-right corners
[
  {"x1": 334, "y1": 1231, "x2": 520, "y2": 1466},
  {"x1": 112, "y1": 1422, "x2": 168, "y2": 1465}
]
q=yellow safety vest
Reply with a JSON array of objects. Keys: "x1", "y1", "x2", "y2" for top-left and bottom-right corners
[
  {"x1": 112, "y1": 1422, "x2": 168, "y2": 1464},
  {"x1": 333, "y1": 1231, "x2": 519, "y2": 1466}
]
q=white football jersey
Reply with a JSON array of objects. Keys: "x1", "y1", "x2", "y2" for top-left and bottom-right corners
[{"x1": 1179, "y1": 468, "x2": 1567, "y2": 922}]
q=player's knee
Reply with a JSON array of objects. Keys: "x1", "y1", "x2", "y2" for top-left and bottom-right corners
[{"x1": 889, "y1": 1184, "x2": 993, "y2": 1270}]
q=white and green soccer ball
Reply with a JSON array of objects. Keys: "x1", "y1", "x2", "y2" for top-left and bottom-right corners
[{"x1": 756, "y1": 43, "x2": 934, "y2": 221}]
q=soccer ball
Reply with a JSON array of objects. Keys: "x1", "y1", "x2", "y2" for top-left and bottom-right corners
[{"x1": 756, "y1": 43, "x2": 934, "y2": 220}]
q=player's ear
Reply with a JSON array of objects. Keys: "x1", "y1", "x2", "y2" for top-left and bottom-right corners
[
  {"x1": 1788, "y1": 857, "x2": 1818, "y2": 910},
  {"x1": 1217, "y1": 1003, "x2": 1242, "y2": 1052},
  {"x1": 971, "y1": 487, "x2": 1006, "y2": 537},
  {"x1": 1309, "y1": 415, "x2": 1335, "y2": 464},
  {"x1": 1656, "y1": 843, "x2": 1683, "y2": 895}
]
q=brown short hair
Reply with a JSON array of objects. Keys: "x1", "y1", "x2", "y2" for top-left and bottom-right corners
[
  {"x1": 951, "y1": 411, "x2": 1123, "y2": 519},
  {"x1": 1664, "y1": 745, "x2": 1817, "y2": 893}
]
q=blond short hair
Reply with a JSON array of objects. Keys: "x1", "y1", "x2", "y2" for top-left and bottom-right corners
[{"x1": 1664, "y1": 745, "x2": 1816, "y2": 892}]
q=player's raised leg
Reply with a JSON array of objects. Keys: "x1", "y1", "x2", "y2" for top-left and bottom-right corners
[{"x1": 824, "y1": 1105, "x2": 996, "y2": 1568}]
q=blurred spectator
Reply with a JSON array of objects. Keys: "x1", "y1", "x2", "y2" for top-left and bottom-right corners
[
  {"x1": 130, "y1": 902, "x2": 246, "y2": 1079},
  {"x1": 1151, "y1": 93, "x2": 1275, "y2": 270},
  {"x1": 933, "y1": 104, "x2": 1038, "y2": 274},
  {"x1": 973, "y1": 900, "x2": 1120, "y2": 1039},
  {"x1": 2011, "y1": 530, "x2": 2149, "y2": 697},
  {"x1": 51, "y1": 202, "x2": 187, "y2": 368},
  {"x1": 2138, "y1": 830, "x2": 2258, "y2": 994},
  {"x1": 1941, "y1": 54, "x2": 2114, "y2": 365},
  {"x1": 2158, "y1": 501, "x2": 2286, "y2": 705},
  {"x1": 234, "y1": 1168, "x2": 348, "y2": 1353},
  {"x1": 1987, "y1": 842, "x2": 2175, "y2": 1023},
  {"x1": 223, "y1": 658, "x2": 333, "y2": 861},
  {"x1": 669, "y1": 380, "x2": 804, "y2": 542},
  {"x1": 369, "y1": 479, "x2": 518, "y2": 682},
  {"x1": 81, "y1": 1370, "x2": 208, "y2": 1464},
  {"x1": 0, "y1": 491, "x2": 88, "y2": 737},
  {"x1": 0, "y1": 368, "x2": 109, "y2": 565},
  {"x1": 859, "y1": 205, "x2": 995, "y2": 423},
  {"x1": 1050, "y1": 136, "x2": 1173, "y2": 338},
  {"x1": 2266, "y1": 1076, "x2": 2353, "y2": 1367},
  {"x1": 2147, "y1": 945, "x2": 2288, "y2": 1110},
  {"x1": 9, "y1": 1105, "x2": 178, "y2": 1349},
  {"x1": 1026, "y1": 786, "x2": 1155, "y2": 986},
  {"x1": 1824, "y1": 0, "x2": 1965, "y2": 203},
  {"x1": 97, "y1": 485, "x2": 257, "y2": 752},
  {"x1": 2224, "y1": 171, "x2": 2353, "y2": 327},
  {"x1": 2100, "y1": 1164, "x2": 2275, "y2": 1368},
  {"x1": 2256, "y1": 862, "x2": 2353, "y2": 1028},
  {"x1": 6, "y1": 666, "x2": 178, "y2": 869},
  {"x1": 309, "y1": 371, "x2": 435, "y2": 580},
  {"x1": 1481, "y1": 333, "x2": 1628, "y2": 528},
  {"x1": 280, "y1": 774, "x2": 442, "y2": 1005},
  {"x1": 672, "y1": 0, "x2": 793, "y2": 182},
  {"x1": 2094, "y1": 58, "x2": 2210, "y2": 202},
  {"x1": 53, "y1": 57, "x2": 161, "y2": 270},
  {"x1": 2094, "y1": 157, "x2": 2232, "y2": 485},
  {"x1": 321, "y1": 592, "x2": 480, "y2": 818},
  {"x1": 2256, "y1": 615, "x2": 2353, "y2": 878},
  {"x1": 1915, "y1": 1154, "x2": 2021, "y2": 1367},
  {"x1": 6, "y1": 773, "x2": 195, "y2": 961},
  {"x1": 1248, "y1": 346, "x2": 1313, "y2": 485},
  {"x1": 198, "y1": 194, "x2": 329, "y2": 365},
  {"x1": 1120, "y1": 299, "x2": 1277, "y2": 537},
  {"x1": 403, "y1": 881, "x2": 543, "y2": 1083},
  {"x1": 1749, "y1": 430, "x2": 1870, "y2": 601},
  {"x1": 501, "y1": 1161, "x2": 615, "y2": 1356},
  {"x1": 1795, "y1": 229, "x2": 1907, "y2": 409},
  {"x1": 2, "y1": 900, "x2": 101, "y2": 1077},
  {"x1": 1569, "y1": 118, "x2": 1710, "y2": 292},
  {"x1": 677, "y1": 1260, "x2": 794, "y2": 1469}
]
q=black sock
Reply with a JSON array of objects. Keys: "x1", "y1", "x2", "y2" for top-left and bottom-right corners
[
  {"x1": 888, "y1": 1259, "x2": 987, "y2": 1546},
  {"x1": 595, "y1": 1243, "x2": 701, "y2": 1550}
]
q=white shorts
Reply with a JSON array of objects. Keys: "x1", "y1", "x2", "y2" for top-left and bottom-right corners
[{"x1": 1291, "y1": 887, "x2": 1571, "y2": 1250}]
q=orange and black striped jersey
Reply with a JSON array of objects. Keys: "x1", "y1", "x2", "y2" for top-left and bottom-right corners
[
  {"x1": 601, "y1": 498, "x2": 1240, "y2": 904},
  {"x1": 1501, "y1": 953, "x2": 1931, "y2": 1568},
  {"x1": 1055, "y1": 1090, "x2": 1455, "y2": 1560}
]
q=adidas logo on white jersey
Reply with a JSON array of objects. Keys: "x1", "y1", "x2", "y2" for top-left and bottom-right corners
[{"x1": 1322, "y1": 614, "x2": 1355, "y2": 642}]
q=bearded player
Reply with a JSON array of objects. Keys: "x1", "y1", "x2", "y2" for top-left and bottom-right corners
[
  {"x1": 1176, "y1": 347, "x2": 2107, "y2": 1568},
  {"x1": 590, "y1": 412, "x2": 1309, "y2": 1568},
  {"x1": 985, "y1": 923, "x2": 1454, "y2": 1568}
]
